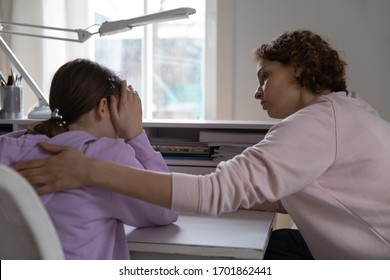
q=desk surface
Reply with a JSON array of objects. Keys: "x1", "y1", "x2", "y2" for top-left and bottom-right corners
[{"x1": 125, "y1": 210, "x2": 275, "y2": 260}]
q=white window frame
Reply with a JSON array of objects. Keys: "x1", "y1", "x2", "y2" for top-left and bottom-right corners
[
  {"x1": 85, "y1": 0, "x2": 208, "y2": 120},
  {"x1": 11, "y1": 0, "x2": 234, "y2": 121}
]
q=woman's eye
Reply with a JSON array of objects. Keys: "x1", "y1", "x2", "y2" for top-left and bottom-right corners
[{"x1": 262, "y1": 73, "x2": 268, "y2": 80}]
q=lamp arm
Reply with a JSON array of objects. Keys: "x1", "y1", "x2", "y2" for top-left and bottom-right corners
[
  {"x1": 0, "y1": 20, "x2": 93, "y2": 43},
  {"x1": 0, "y1": 36, "x2": 48, "y2": 106}
]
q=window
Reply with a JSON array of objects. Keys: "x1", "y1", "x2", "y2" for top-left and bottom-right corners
[{"x1": 89, "y1": 0, "x2": 205, "y2": 120}]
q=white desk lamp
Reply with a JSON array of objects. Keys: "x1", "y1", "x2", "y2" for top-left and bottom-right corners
[{"x1": 0, "y1": 7, "x2": 196, "y2": 119}]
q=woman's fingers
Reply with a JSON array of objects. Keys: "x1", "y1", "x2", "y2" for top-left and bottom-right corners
[
  {"x1": 11, "y1": 144, "x2": 90, "y2": 194},
  {"x1": 12, "y1": 158, "x2": 44, "y2": 171},
  {"x1": 36, "y1": 185, "x2": 55, "y2": 196},
  {"x1": 18, "y1": 170, "x2": 53, "y2": 186},
  {"x1": 11, "y1": 143, "x2": 64, "y2": 171}
]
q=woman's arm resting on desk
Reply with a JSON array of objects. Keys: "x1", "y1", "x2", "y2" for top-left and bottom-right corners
[
  {"x1": 12, "y1": 143, "x2": 173, "y2": 209},
  {"x1": 247, "y1": 201, "x2": 287, "y2": 214}
]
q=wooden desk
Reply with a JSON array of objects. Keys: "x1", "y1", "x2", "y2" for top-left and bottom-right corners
[{"x1": 125, "y1": 210, "x2": 275, "y2": 260}]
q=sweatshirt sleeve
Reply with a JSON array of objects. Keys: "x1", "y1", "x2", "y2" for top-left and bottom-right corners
[
  {"x1": 112, "y1": 191, "x2": 178, "y2": 228},
  {"x1": 89, "y1": 134, "x2": 177, "y2": 226},
  {"x1": 126, "y1": 131, "x2": 169, "y2": 172},
  {"x1": 171, "y1": 99, "x2": 337, "y2": 216}
]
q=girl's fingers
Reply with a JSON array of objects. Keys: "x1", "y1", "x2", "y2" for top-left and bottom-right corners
[
  {"x1": 110, "y1": 95, "x2": 119, "y2": 119},
  {"x1": 120, "y1": 81, "x2": 129, "y2": 103}
]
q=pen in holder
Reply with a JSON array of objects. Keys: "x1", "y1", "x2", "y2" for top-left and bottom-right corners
[{"x1": 0, "y1": 86, "x2": 24, "y2": 119}]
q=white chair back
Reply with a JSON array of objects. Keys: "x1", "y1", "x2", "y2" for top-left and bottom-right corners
[{"x1": 0, "y1": 165, "x2": 64, "y2": 259}]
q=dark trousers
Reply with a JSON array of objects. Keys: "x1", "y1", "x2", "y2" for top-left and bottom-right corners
[{"x1": 263, "y1": 229, "x2": 314, "y2": 260}]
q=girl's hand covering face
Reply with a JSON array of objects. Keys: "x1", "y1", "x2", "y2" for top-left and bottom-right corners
[{"x1": 110, "y1": 81, "x2": 143, "y2": 141}]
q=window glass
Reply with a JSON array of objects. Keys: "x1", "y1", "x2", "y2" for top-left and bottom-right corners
[{"x1": 90, "y1": 0, "x2": 205, "y2": 120}]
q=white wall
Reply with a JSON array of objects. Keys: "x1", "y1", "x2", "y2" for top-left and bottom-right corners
[
  {"x1": 9, "y1": 0, "x2": 90, "y2": 116},
  {"x1": 230, "y1": 0, "x2": 390, "y2": 121},
  {"x1": 8, "y1": 0, "x2": 390, "y2": 121},
  {"x1": 11, "y1": 0, "x2": 45, "y2": 115}
]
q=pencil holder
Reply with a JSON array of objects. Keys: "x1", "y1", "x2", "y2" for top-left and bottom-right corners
[{"x1": 0, "y1": 86, "x2": 24, "y2": 119}]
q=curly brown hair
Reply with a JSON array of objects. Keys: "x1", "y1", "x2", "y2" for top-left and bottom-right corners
[{"x1": 254, "y1": 30, "x2": 347, "y2": 94}]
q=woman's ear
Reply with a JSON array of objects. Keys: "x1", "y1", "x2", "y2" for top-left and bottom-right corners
[
  {"x1": 293, "y1": 67, "x2": 304, "y2": 86},
  {"x1": 294, "y1": 67, "x2": 303, "y2": 78}
]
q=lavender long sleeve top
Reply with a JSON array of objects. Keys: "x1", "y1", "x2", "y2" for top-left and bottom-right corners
[{"x1": 0, "y1": 130, "x2": 178, "y2": 259}]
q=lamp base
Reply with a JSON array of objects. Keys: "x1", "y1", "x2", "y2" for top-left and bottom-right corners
[{"x1": 27, "y1": 105, "x2": 51, "y2": 119}]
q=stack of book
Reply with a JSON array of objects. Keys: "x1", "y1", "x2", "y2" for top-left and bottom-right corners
[
  {"x1": 151, "y1": 138, "x2": 215, "y2": 160},
  {"x1": 199, "y1": 130, "x2": 266, "y2": 146},
  {"x1": 150, "y1": 130, "x2": 267, "y2": 162},
  {"x1": 199, "y1": 130, "x2": 267, "y2": 161}
]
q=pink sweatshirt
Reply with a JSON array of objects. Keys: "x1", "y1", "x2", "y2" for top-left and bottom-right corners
[
  {"x1": 0, "y1": 130, "x2": 178, "y2": 259},
  {"x1": 172, "y1": 91, "x2": 390, "y2": 259}
]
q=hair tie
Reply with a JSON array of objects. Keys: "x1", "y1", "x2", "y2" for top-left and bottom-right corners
[
  {"x1": 51, "y1": 108, "x2": 66, "y2": 127},
  {"x1": 108, "y1": 77, "x2": 119, "y2": 89}
]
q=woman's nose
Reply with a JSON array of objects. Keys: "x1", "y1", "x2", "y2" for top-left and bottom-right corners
[{"x1": 254, "y1": 87, "x2": 262, "y2": 99}]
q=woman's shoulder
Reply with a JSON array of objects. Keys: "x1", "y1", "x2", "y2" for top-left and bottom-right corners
[
  {"x1": 261, "y1": 94, "x2": 338, "y2": 145},
  {"x1": 277, "y1": 95, "x2": 337, "y2": 129}
]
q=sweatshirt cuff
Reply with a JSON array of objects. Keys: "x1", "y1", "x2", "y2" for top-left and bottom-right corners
[
  {"x1": 171, "y1": 172, "x2": 201, "y2": 214},
  {"x1": 126, "y1": 131, "x2": 156, "y2": 162}
]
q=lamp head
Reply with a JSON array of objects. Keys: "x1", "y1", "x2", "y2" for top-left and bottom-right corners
[{"x1": 98, "y1": 7, "x2": 196, "y2": 37}]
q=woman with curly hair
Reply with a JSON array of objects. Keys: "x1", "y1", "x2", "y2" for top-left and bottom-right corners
[{"x1": 13, "y1": 30, "x2": 390, "y2": 259}]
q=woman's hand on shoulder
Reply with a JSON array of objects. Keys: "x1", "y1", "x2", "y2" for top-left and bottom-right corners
[
  {"x1": 110, "y1": 81, "x2": 143, "y2": 141},
  {"x1": 11, "y1": 143, "x2": 91, "y2": 195}
]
